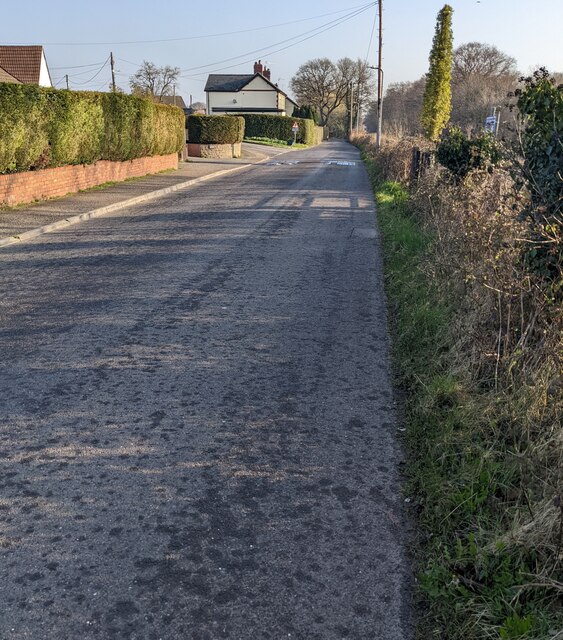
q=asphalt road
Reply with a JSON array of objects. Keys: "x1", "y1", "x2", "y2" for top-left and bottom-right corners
[{"x1": 0, "y1": 140, "x2": 412, "y2": 640}]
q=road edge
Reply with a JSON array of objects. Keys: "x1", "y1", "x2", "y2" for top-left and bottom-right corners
[{"x1": 0, "y1": 153, "x2": 284, "y2": 249}]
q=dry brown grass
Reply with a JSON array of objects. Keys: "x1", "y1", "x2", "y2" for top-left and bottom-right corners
[{"x1": 358, "y1": 133, "x2": 562, "y2": 637}]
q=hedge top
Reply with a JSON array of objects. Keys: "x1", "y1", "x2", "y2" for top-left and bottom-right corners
[{"x1": 186, "y1": 115, "x2": 245, "y2": 144}]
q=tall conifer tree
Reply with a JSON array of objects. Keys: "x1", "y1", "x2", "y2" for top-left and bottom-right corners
[{"x1": 421, "y1": 4, "x2": 454, "y2": 141}]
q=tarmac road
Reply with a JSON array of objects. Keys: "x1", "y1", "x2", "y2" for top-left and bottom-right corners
[{"x1": 0, "y1": 140, "x2": 412, "y2": 639}]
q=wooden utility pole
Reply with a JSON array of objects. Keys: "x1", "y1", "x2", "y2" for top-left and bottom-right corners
[
  {"x1": 65, "y1": 74, "x2": 69, "y2": 90},
  {"x1": 110, "y1": 52, "x2": 116, "y2": 93},
  {"x1": 349, "y1": 83, "x2": 354, "y2": 138},
  {"x1": 356, "y1": 82, "x2": 361, "y2": 133},
  {"x1": 376, "y1": 0, "x2": 383, "y2": 149}
]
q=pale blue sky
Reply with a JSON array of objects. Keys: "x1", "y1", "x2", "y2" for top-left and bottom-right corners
[{"x1": 4, "y1": 1, "x2": 563, "y2": 102}]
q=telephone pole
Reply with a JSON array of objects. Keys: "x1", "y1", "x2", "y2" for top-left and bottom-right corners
[
  {"x1": 65, "y1": 74, "x2": 69, "y2": 90},
  {"x1": 110, "y1": 52, "x2": 116, "y2": 93},
  {"x1": 349, "y1": 83, "x2": 354, "y2": 138},
  {"x1": 376, "y1": 0, "x2": 383, "y2": 149}
]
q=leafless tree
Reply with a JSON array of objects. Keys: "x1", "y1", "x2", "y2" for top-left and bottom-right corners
[
  {"x1": 129, "y1": 61, "x2": 180, "y2": 102},
  {"x1": 290, "y1": 57, "x2": 374, "y2": 133},
  {"x1": 290, "y1": 58, "x2": 348, "y2": 126},
  {"x1": 365, "y1": 78, "x2": 425, "y2": 136},
  {"x1": 337, "y1": 58, "x2": 374, "y2": 132},
  {"x1": 452, "y1": 42, "x2": 518, "y2": 83},
  {"x1": 450, "y1": 43, "x2": 519, "y2": 131}
]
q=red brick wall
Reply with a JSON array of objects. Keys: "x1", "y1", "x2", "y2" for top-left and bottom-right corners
[{"x1": 0, "y1": 153, "x2": 179, "y2": 207}]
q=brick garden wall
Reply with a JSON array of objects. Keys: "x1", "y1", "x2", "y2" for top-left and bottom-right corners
[{"x1": 0, "y1": 153, "x2": 179, "y2": 207}]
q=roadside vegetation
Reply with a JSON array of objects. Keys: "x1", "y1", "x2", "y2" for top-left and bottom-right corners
[
  {"x1": 239, "y1": 113, "x2": 321, "y2": 146},
  {"x1": 186, "y1": 114, "x2": 321, "y2": 148},
  {"x1": 0, "y1": 84, "x2": 184, "y2": 174},
  {"x1": 186, "y1": 114, "x2": 245, "y2": 145},
  {"x1": 243, "y1": 136, "x2": 308, "y2": 149},
  {"x1": 356, "y1": 68, "x2": 562, "y2": 639}
]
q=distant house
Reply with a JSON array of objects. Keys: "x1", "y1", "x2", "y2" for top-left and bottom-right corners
[
  {"x1": 160, "y1": 95, "x2": 187, "y2": 110},
  {"x1": 0, "y1": 46, "x2": 52, "y2": 87},
  {"x1": 205, "y1": 61, "x2": 298, "y2": 117},
  {"x1": 160, "y1": 95, "x2": 207, "y2": 119}
]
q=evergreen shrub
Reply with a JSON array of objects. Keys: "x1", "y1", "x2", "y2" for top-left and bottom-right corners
[
  {"x1": 186, "y1": 115, "x2": 245, "y2": 144},
  {"x1": 0, "y1": 84, "x2": 184, "y2": 174},
  {"x1": 240, "y1": 114, "x2": 316, "y2": 145}
]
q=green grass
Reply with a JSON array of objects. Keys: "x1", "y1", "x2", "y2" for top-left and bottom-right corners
[
  {"x1": 243, "y1": 136, "x2": 308, "y2": 149},
  {"x1": 363, "y1": 155, "x2": 562, "y2": 640}
]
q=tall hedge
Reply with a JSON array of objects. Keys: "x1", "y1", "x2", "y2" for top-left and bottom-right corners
[
  {"x1": 186, "y1": 115, "x2": 245, "y2": 144},
  {"x1": 240, "y1": 114, "x2": 316, "y2": 145},
  {"x1": 0, "y1": 83, "x2": 184, "y2": 174},
  {"x1": 0, "y1": 84, "x2": 49, "y2": 172}
]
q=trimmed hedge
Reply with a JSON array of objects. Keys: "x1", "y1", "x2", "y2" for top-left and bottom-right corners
[
  {"x1": 0, "y1": 83, "x2": 185, "y2": 174},
  {"x1": 186, "y1": 115, "x2": 245, "y2": 144},
  {"x1": 240, "y1": 114, "x2": 316, "y2": 145}
]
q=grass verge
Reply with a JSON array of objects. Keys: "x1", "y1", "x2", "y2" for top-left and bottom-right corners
[
  {"x1": 244, "y1": 136, "x2": 308, "y2": 149},
  {"x1": 363, "y1": 153, "x2": 562, "y2": 639}
]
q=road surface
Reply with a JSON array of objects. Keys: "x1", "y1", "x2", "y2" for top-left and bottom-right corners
[{"x1": 0, "y1": 140, "x2": 412, "y2": 639}]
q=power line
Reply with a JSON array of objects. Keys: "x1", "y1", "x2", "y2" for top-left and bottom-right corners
[
  {"x1": 4, "y1": 3, "x2": 375, "y2": 46},
  {"x1": 70, "y1": 56, "x2": 110, "y2": 87},
  {"x1": 364, "y1": 5, "x2": 377, "y2": 62},
  {"x1": 52, "y1": 65, "x2": 110, "y2": 82},
  {"x1": 45, "y1": 3, "x2": 375, "y2": 92},
  {"x1": 117, "y1": 57, "x2": 144, "y2": 68},
  {"x1": 178, "y1": 4, "x2": 375, "y2": 78},
  {"x1": 50, "y1": 61, "x2": 106, "y2": 70}
]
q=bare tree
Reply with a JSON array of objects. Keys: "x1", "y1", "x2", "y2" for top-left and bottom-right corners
[
  {"x1": 290, "y1": 57, "x2": 373, "y2": 132},
  {"x1": 129, "y1": 61, "x2": 180, "y2": 102},
  {"x1": 290, "y1": 58, "x2": 349, "y2": 126},
  {"x1": 366, "y1": 78, "x2": 425, "y2": 136},
  {"x1": 453, "y1": 42, "x2": 518, "y2": 83},
  {"x1": 337, "y1": 58, "x2": 374, "y2": 133},
  {"x1": 451, "y1": 42, "x2": 519, "y2": 131}
]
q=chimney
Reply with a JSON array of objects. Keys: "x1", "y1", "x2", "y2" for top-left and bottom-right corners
[
  {"x1": 263, "y1": 67, "x2": 271, "y2": 81},
  {"x1": 253, "y1": 60, "x2": 263, "y2": 75}
]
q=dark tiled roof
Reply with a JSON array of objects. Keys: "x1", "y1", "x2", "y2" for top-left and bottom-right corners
[
  {"x1": 0, "y1": 65, "x2": 21, "y2": 83},
  {"x1": 204, "y1": 74, "x2": 254, "y2": 92},
  {"x1": 0, "y1": 46, "x2": 44, "y2": 84},
  {"x1": 160, "y1": 95, "x2": 187, "y2": 109},
  {"x1": 205, "y1": 72, "x2": 298, "y2": 105}
]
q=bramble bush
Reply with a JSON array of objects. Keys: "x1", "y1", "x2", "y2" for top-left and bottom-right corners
[
  {"x1": 0, "y1": 84, "x2": 184, "y2": 174},
  {"x1": 436, "y1": 126, "x2": 500, "y2": 180},
  {"x1": 511, "y1": 68, "x2": 563, "y2": 292}
]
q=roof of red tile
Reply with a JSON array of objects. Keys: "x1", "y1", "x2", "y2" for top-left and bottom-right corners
[{"x1": 0, "y1": 46, "x2": 46, "y2": 84}]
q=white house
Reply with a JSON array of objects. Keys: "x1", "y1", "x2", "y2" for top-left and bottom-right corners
[
  {"x1": 205, "y1": 61, "x2": 298, "y2": 117},
  {"x1": 0, "y1": 46, "x2": 52, "y2": 87}
]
